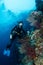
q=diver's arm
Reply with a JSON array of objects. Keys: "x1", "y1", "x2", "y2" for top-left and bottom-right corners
[{"x1": 11, "y1": 26, "x2": 17, "y2": 34}]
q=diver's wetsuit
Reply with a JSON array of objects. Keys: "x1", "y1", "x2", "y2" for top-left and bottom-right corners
[{"x1": 6, "y1": 25, "x2": 26, "y2": 49}]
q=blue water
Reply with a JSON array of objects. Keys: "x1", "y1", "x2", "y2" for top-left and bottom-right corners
[{"x1": 0, "y1": 0, "x2": 36, "y2": 65}]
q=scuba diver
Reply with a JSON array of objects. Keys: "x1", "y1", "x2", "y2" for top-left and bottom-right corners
[{"x1": 3, "y1": 21, "x2": 26, "y2": 56}]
